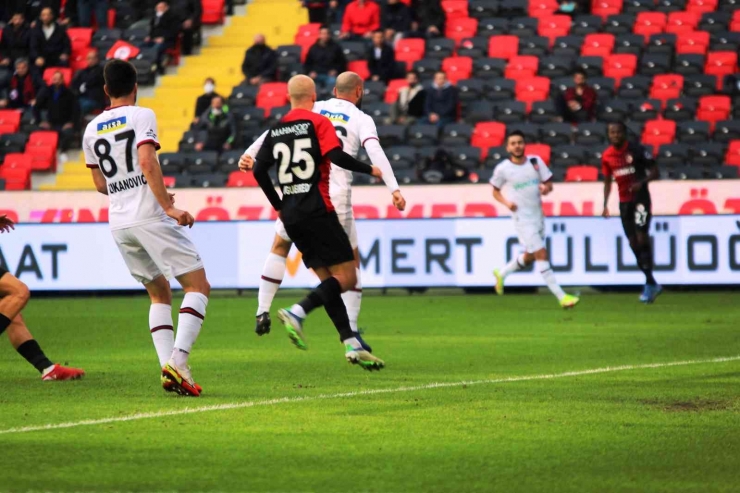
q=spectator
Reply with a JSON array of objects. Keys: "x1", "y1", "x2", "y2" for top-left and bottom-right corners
[
  {"x1": 71, "y1": 49, "x2": 105, "y2": 115},
  {"x1": 409, "y1": 0, "x2": 444, "y2": 38},
  {"x1": 327, "y1": 0, "x2": 351, "y2": 24},
  {"x1": 1, "y1": 58, "x2": 43, "y2": 109},
  {"x1": 195, "y1": 96, "x2": 237, "y2": 152},
  {"x1": 147, "y1": 0, "x2": 180, "y2": 73},
  {"x1": 35, "y1": 70, "x2": 78, "y2": 150},
  {"x1": 304, "y1": 26, "x2": 346, "y2": 89},
  {"x1": 562, "y1": 69, "x2": 597, "y2": 123},
  {"x1": 193, "y1": 77, "x2": 221, "y2": 123},
  {"x1": 340, "y1": 0, "x2": 380, "y2": 40},
  {"x1": 1, "y1": 13, "x2": 31, "y2": 66},
  {"x1": 169, "y1": 0, "x2": 202, "y2": 56},
  {"x1": 419, "y1": 148, "x2": 469, "y2": 183},
  {"x1": 381, "y1": 0, "x2": 412, "y2": 43},
  {"x1": 301, "y1": 0, "x2": 328, "y2": 24},
  {"x1": 423, "y1": 71, "x2": 458, "y2": 128},
  {"x1": 30, "y1": 7, "x2": 71, "y2": 70},
  {"x1": 556, "y1": 0, "x2": 581, "y2": 17},
  {"x1": 367, "y1": 30, "x2": 395, "y2": 83},
  {"x1": 241, "y1": 34, "x2": 277, "y2": 85},
  {"x1": 76, "y1": 0, "x2": 108, "y2": 28},
  {"x1": 391, "y1": 70, "x2": 425, "y2": 124}
]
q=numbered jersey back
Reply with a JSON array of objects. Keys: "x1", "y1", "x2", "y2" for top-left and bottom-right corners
[{"x1": 83, "y1": 106, "x2": 166, "y2": 230}]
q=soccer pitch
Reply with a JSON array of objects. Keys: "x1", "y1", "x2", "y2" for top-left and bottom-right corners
[{"x1": 1, "y1": 291, "x2": 739, "y2": 492}]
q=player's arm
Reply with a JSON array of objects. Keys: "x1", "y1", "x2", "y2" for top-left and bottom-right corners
[
  {"x1": 90, "y1": 167, "x2": 108, "y2": 195},
  {"x1": 253, "y1": 136, "x2": 283, "y2": 212},
  {"x1": 601, "y1": 156, "x2": 613, "y2": 218},
  {"x1": 492, "y1": 187, "x2": 517, "y2": 212},
  {"x1": 238, "y1": 130, "x2": 268, "y2": 171},
  {"x1": 326, "y1": 148, "x2": 382, "y2": 177},
  {"x1": 632, "y1": 146, "x2": 659, "y2": 192},
  {"x1": 139, "y1": 144, "x2": 194, "y2": 227},
  {"x1": 362, "y1": 120, "x2": 405, "y2": 210},
  {"x1": 535, "y1": 157, "x2": 553, "y2": 196}
]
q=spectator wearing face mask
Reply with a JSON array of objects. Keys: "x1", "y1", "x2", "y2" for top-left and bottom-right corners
[
  {"x1": 71, "y1": 49, "x2": 105, "y2": 115},
  {"x1": 391, "y1": 70, "x2": 425, "y2": 124},
  {"x1": 1, "y1": 57, "x2": 43, "y2": 109},
  {"x1": 30, "y1": 7, "x2": 71, "y2": 69},
  {"x1": 193, "y1": 77, "x2": 221, "y2": 124},
  {"x1": 195, "y1": 96, "x2": 238, "y2": 152},
  {"x1": 35, "y1": 70, "x2": 78, "y2": 150}
]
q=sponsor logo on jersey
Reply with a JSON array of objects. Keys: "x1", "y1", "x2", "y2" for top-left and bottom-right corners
[
  {"x1": 108, "y1": 173, "x2": 147, "y2": 194},
  {"x1": 513, "y1": 178, "x2": 541, "y2": 190},
  {"x1": 97, "y1": 116, "x2": 127, "y2": 135},
  {"x1": 271, "y1": 123, "x2": 310, "y2": 138},
  {"x1": 614, "y1": 166, "x2": 636, "y2": 177},
  {"x1": 320, "y1": 110, "x2": 350, "y2": 124}
]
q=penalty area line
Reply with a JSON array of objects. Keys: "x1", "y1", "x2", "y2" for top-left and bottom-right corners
[{"x1": 1, "y1": 355, "x2": 738, "y2": 436}]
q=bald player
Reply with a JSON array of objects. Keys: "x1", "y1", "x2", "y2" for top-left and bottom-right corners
[
  {"x1": 240, "y1": 71, "x2": 405, "y2": 349},
  {"x1": 252, "y1": 75, "x2": 386, "y2": 370}
]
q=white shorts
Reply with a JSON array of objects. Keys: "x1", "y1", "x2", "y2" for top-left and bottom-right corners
[
  {"x1": 112, "y1": 220, "x2": 204, "y2": 284},
  {"x1": 516, "y1": 220, "x2": 546, "y2": 254},
  {"x1": 275, "y1": 210, "x2": 358, "y2": 250}
]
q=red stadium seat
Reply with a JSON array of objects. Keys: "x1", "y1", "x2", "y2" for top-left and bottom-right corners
[
  {"x1": 725, "y1": 140, "x2": 740, "y2": 167},
  {"x1": 566, "y1": 165, "x2": 599, "y2": 182},
  {"x1": 666, "y1": 12, "x2": 700, "y2": 35},
  {"x1": 705, "y1": 52, "x2": 738, "y2": 87},
  {"x1": 582, "y1": 33, "x2": 615, "y2": 57},
  {"x1": 529, "y1": 0, "x2": 559, "y2": 18},
  {"x1": 634, "y1": 12, "x2": 667, "y2": 41},
  {"x1": 592, "y1": 0, "x2": 623, "y2": 20},
  {"x1": 201, "y1": 0, "x2": 226, "y2": 25},
  {"x1": 162, "y1": 176, "x2": 176, "y2": 188},
  {"x1": 538, "y1": 15, "x2": 572, "y2": 44},
  {"x1": 686, "y1": 0, "x2": 718, "y2": 14},
  {"x1": 43, "y1": 67, "x2": 73, "y2": 86},
  {"x1": 525, "y1": 143, "x2": 551, "y2": 164},
  {"x1": 697, "y1": 95, "x2": 731, "y2": 131},
  {"x1": 488, "y1": 35, "x2": 519, "y2": 60},
  {"x1": 445, "y1": 17, "x2": 478, "y2": 45},
  {"x1": 603, "y1": 54, "x2": 637, "y2": 86},
  {"x1": 256, "y1": 82, "x2": 288, "y2": 116},
  {"x1": 731, "y1": 11, "x2": 740, "y2": 31},
  {"x1": 641, "y1": 119, "x2": 676, "y2": 152},
  {"x1": 505, "y1": 55, "x2": 539, "y2": 79},
  {"x1": 67, "y1": 27, "x2": 93, "y2": 53},
  {"x1": 348, "y1": 60, "x2": 370, "y2": 81},
  {"x1": 471, "y1": 122, "x2": 506, "y2": 158},
  {"x1": 442, "y1": 56, "x2": 473, "y2": 84},
  {"x1": 70, "y1": 47, "x2": 97, "y2": 71},
  {"x1": 515, "y1": 76, "x2": 550, "y2": 112},
  {"x1": 0, "y1": 153, "x2": 32, "y2": 190},
  {"x1": 385, "y1": 79, "x2": 408, "y2": 103},
  {"x1": 0, "y1": 124, "x2": 17, "y2": 134},
  {"x1": 676, "y1": 31, "x2": 710, "y2": 55},
  {"x1": 227, "y1": 170, "x2": 259, "y2": 187},
  {"x1": 294, "y1": 23, "x2": 321, "y2": 49},
  {"x1": 395, "y1": 38, "x2": 426, "y2": 70},
  {"x1": 441, "y1": 0, "x2": 468, "y2": 20},
  {"x1": 25, "y1": 131, "x2": 59, "y2": 172},
  {"x1": 0, "y1": 110, "x2": 22, "y2": 133},
  {"x1": 650, "y1": 74, "x2": 684, "y2": 105}
]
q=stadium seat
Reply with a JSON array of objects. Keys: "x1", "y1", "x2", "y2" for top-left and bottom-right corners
[
  {"x1": 361, "y1": 80, "x2": 386, "y2": 104},
  {"x1": 646, "y1": 33, "x2": 676, "y2": 56},
  {"x1": 442, "y1": 0, "x2": 469, "y2": 19},
  {"x1": 0, "y1": 110, "x2": 22, "y2": 133},
  {"x1": 485, "y1": 76, "x2": 515, "y2": 100},
  {"x1": 575, "y1": 122, "x2": 608, "y2": 145},
  {"x1": 364, "y1": 102, "x2": 391, "y2": 125},
  {"x1": 348, "y1": 60, "x2": 370, "y2": 81},
  {"x1": 67, "y1": 27, "x2": 93, "y2": 53},
  {"x1": 43, "y1": 68, "x2": 73, "y2": 87},
  {"x1": 697, "y1": 95, "x2": 731, "y2": 131},
  {"x1": 294, "y1": 23, "x2": 320, "y2": 46},
  {"x1": 445, "y1": 17, "x2": 479, "y2": 45},
  {"x1": 704, "y1": 52, "x2": 738, "y2": 87},
  {"x1": 191, "y1": 174, "x2": 227, "y2": 188},
  {"x1": 552, "y1": 35, "x2": 584, "y2": 57},
  {"x1": 488, "y1": 35, "x2": 519, "y2": 60},
  {"x1": 386, "y1": 146, "x2": 417, "y2": 168},
  {"x1": 597, "y1": 98, "x2": 631, "y2": 122},
  {"x1": 229, "y1": 84, "x2": 258, "y2": 107},
  {"x1": 642, "y1": 119, "x2": 677, "y2": 152},
  {"x1": 538, "y1": 15, "x2": 572, "y2": 44},
  {"x1": 677, "y1": 120, "x2": 711, "y2": 143},
  {"x1": 614, "y1": 33, "x2": 645, "y2": 56},
  {"x1": 520, "y1": 36, "x2": 550, "y2": 57},
  {"x1": 688, "y1": 0, "x2": 719, "y2": 13},
  {"x1": 699, "y1": 11, "x2": 730, "y2": 32},
  {"x1": 666, "y1": 12, "x2": 700, "y2": 34},
  {"x1": 507, "y1": 122, "x2": 541, "y2": 143},
  {"x1": 227, "y1": 170, "x2": 258, "y2": 187},
  {"x1": 485, "y1": 145, "x2": 509, "y2": 166},
  {"x1": 471, "y1": 121, "x2": 507, "y2": 157},
  {"x1": 441, "y1": 123, "x2": 473, "y2": 146},
  {"x1": 530, "y1": 100, "x2": 560, "y2": 123},
  {"x1": 541, "y1": 122, "x2": 573, "y2": 146},
  {"x1": 713, "y1": 120, "x2": 740, "y2": 142},
  {"x1": 656, "y1": 143, "x2": 690, "y2": 168},
  {"x1": 639, "y1": 53, "x2": 672, "y2": 76},
  {"x1": 377, "y1": 125, "x2": 407, "y2": 147},
  {"x1": 469, "y1": 0, "x2": 499, "y2": 19},
  {"x1": 692, "y1": 142, "x2": 726, "y2": 167},
  {"x1": 339, "y1": 41, "x2": 365, "y2": 62},
  {"x1": 623, "y1": 0, "x2": 654, "y2": 14},
  {"x1": 565, "y1": 165, "x2": 599, "y2": 181},
  {"x1": 505, "y1": 56, "x2": 539, "y2": 79},
  {"x1": 634, "y1": 12, "x2": 667, "y2": 40},
  {"x1": 256, "y1": 82, "x2": 288, "y2": 116},
  {"x1": 710, "y1": 31, "x2": 740, "y2": 52},
  {"x1": 684, "y1": 74, "x2": 718, "y2": 97},
  {"x1": 413, "y1": 59, "x2": 442, "y2": 81},
  {"x1": 529, "y1": 0, "x2": 559, "y2": 17},
  {"x1": 617, "y1": 75, "x2": 651, "y2": 99},
  {"x1": 650, "y1": 74, "x2": 684, "y2": 105},
  {"x1": 384, "y1": 79, "x2": 407, "y2": 103},
  {"x1": 582, "y1": 33, "x2": 616, "y2": 57},
  {"x1": 605, "y1": 14, "x2": 637, "y2": 35},
  {"x1": 604, "y1": 54, "x2": 638, "y2": 85},
  {"x1": 426, "y1": 38, "x2": 456, "y2": 59},
  {"x1": 593, "y1": 0, "x2": 624, "y2": 20},
  {"x1": 456, "y1": 78, "x2": 485, "y2": 102},
  {"x1": 509, "y1": 17, "x2": 539, "y2": 37},
  {"x1": 201, "y1": 0, "x2": 226, "y2": 24},
  {"x1": 458, "y1": 36, "x2": 488, "y2": 58},
  {"x1": 525, "y1": 143, "x2": 551, "y2": 164},
  {"x1": 676, "y1": 31, "x2": 710, "y2": 55},
  {"x1": 473, "y1": 57, "x2": 506, "y2": 79},
  {"x1": 25, "y1": 131, "x2": 58, "y2": 172},
  {"x1": 673, "y1": 54, "x2": 706, "y2": 75},
  {"x1": 576, "y1": 56, "x2": 605, "y2": 77},
  {"x1": 725, "y1": 140, "x2": 740, "y2": 166},
  {"x1": 441, "y1": 56, "x2": 473, "y2": 84},
  {"x1": 656, "y1": 0, "x2": 686, "y2": 14},
  {"x1": 590, "y1": 76, "x2": 617, "y2": 98},
  {"x1": 572, "y1": 15, "x2": 603, "y2": 35},
  {"x1": 539, "y1": 56, "x2": 575, "y2": 78},
  {"x1": 494, "y1": 101, "x2": 527, "y2": 123},
  {"x1": 631, "y1": 98, "x2": 662, "y2": 122},
  {"x1": 396, "y1": 39, "x2": 426, "y2": 70},
  {"x1": 450, "y1": 145, "x2": 483, "y2": 168},
  {"x1": 551, "y1": 144, "x2": 588, "y2": 167},
  {"x1": 664, "y1": 97, "x2": 698, "y2": 121},
  {"x1": 0, "y1": 153, "x2": 31, "y2": 190},
  {"x1": 407, "y1": 125, "x2": 439, "y2": 147},
  {"x1": 515, "y1": 76, "x2": 550, "y2": 112},
  {"x1": 218, "y1": 150, "x2": 245, "y2": 173},
  {"x1": 477, "y1": 17, "x2": 509, "y2": 36},
  {"x1": 159, "y1": 153, "x2": 188, "y2": 175}
]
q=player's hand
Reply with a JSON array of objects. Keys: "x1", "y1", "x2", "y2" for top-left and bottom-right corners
[
  {"x1": 539, "y1": 183, "x2": 551, "y2": 196},
  {"x1": 239, "y1": 154, "x2": 254, "y2": 172},
  {"x1": 602, "y1": 208, "x2": 610, "y2": 218},
  {"x1": 168, "y1": 193, "x2": 176, "y2": 206},
  {"x1": 392, "y1": 190, "x2": 406, "y2": 211},
  {"x1": 166, "y1": 208, "x2": 195, "y2": 228},
  {"x1": 370, "y1": 166, "x2": 383, "y2": 178},
  {"x1": 0, "y1": 215, "x2": 15, "y2": 233},
  {"x1": 508, "y1": 202, "x2": 518, "y2": 212}
]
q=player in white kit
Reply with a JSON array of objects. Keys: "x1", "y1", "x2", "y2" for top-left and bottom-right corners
[
  {"x1": 239, "y1": 72, "x2": 406, "y2": 347},
  {"x1": 490, "y1": 131, "x2": 579, "y2": 309},
  {"x1": 84, "y1": 60, "x2": 211, "y2": 396}
]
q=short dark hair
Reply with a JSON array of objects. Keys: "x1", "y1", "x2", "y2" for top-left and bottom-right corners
[
  {"x1": 407, "y1": 70, "x2": 419, "y2": 78},
  {"x1": 506, "y1": 130, "x2": 525, "y2": 143},
  {"x1": 608, "y1": 121, "x2": 626, "y2": 132},
  {"x1": 574, "y1": 68, "x2": 587, "y2": 78},
  {"x1": 104, "y1": 59, "x2": 137, "y2": 98}
]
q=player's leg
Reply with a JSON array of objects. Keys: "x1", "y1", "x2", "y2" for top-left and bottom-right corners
[
  {"x1": 338, "y1": 212, "x2": 362, "y2": 333},
  {"x1": 533, "y1": 248, "x2": 578, "y2": 308},
  {"x1": 494, "y1": 251, "x2": 530, "y2": 295},
  {"x1": 143, "y1": 275, "x2": 175, "y2": 367},
  {"x1": 633, "y1": 203, "x2": 661, "y2": 303},
  {"x1": 255, "y1": 224, "x2": 293, "y2": 336}
]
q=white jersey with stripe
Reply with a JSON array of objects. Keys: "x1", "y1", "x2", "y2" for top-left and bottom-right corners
[
  {"x1": 490, "y1": 155, "x2": 553, "y2": 223},
  {"x1": 83, "y1": 105, "x2": 166, "y2": 230}
]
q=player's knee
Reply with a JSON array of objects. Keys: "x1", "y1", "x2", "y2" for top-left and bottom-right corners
[
  {"x1": 16, "y1": 282, "x2": 30, "y2": 308},
  {"x1": 201, "y1": 279, "x2": 211, "y2": 297},
  {"x1": 271, "y1": 237, "x2": 291, "y2": 257},
  {"x1": 335, "y1": 271, "x2": 356, "y2": 292}
]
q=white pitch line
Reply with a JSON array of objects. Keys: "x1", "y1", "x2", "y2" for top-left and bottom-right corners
[{"x1": 1, "y1": 355, "x2": 738, "y2": 436}]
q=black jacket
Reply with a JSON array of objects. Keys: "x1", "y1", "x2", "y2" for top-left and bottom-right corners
[
  {"x1": 411, "y1": 0, "x2": 445, "y2": 32},
  {"x1": 150, "y1": 10, "x2": 181, "y2": 48},
  {"x1": 424, "y1": 83, "x2": 458, "y2": 120},
  {"x1": 304, "y1": 40, "x2": 346, "y2": 75},
  {"x1": 382, "y1": 2, "x2": 412, "y2": 33},
  {"x1": 241, "y1": 44, "x2": 277, "y2": 80},
  {"x1": 196, "y1": 106, "x2": 238, "y2": 147},
  {"x1": 29, "y1": 22, "x2": 71, "y2": 62},
  {"x1": 169, "y1": 0, "x2": 202, "y2": 26},
  {"x1": 367, "y1": 43, "x2": 395, "y2": 82},
  {"x1": 36, "y1": 83, "x2": 78, "y2": 126},
  {"x1": 71, "y1": 63, "x2": 105, "y2": 106},
  {"x1": 194, "y1": 91, "x2": 222, "y2": 119},
  {"x1": 1, "y1": 23, "x2": 31, "y2": 62}
]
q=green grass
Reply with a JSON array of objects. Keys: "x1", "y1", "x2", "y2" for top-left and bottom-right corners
[{"x1": 1, "y1": 291, "x2": 739, "y2": 493}]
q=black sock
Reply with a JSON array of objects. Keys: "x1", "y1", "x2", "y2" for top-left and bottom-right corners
[
  {"x1": 17, "y1": 340, "x2": 54, "y2": 373},
  {"x1": 639, "y1": 247, "x2": 657, "y2": 285},
  {"x1": 0, "y1": 313, "x2": 10, "y2": 336},
  {"x1": 298, "y1": 277, "x2": 342, "y2": 316},
  {"x1": 323, "y1": 294, "x2": 354, "y2": 342}
]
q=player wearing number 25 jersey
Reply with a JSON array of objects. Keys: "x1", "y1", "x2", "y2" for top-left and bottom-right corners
[{"x1": 83, "y1": 60, "x2": 211, "y2": 396}]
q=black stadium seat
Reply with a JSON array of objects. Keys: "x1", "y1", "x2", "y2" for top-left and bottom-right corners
[
  {"x1": 540, "y1": 122, "x2": 573, "y2": 146},
  {"x1": 473, "y1": 58, "x2": 506, "y2": 79},
  {"x1": 441, "y1": 123, "x2": 474, "y2": 146},
  {"x1": 692, "y1": 143, "x2": 726, "y2": 167},
  {"x1": 494, "y1": 101, "x2": 527, "y2": 123},
  {"x1": 377, "y1": 125, "x2": 407, "y2": 147},
  {"x1": 571, "y1": 15, "x2": 602, "y2": 36},
  {"x1": 486, "y1": 78, "x2": 516, "y2": 101},
  {"x1": 677, "y1": 120, "x2": 711, "y2": 144}
]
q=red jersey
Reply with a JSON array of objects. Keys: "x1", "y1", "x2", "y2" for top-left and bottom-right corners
[{"x1": 601, "y1": 141, "x2": 655, "y2": 203}]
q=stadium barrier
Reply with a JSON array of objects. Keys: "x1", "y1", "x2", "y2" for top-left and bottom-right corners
[
  {"x1": 2, "y1": 215, "x2": 739, "y2": 290},
  {"x1": 2, "y1": 181, "x2": 740, "y2": 223}
]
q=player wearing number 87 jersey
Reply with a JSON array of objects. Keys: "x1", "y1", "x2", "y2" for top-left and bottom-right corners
[{"x1": 83, "y1": 60, "x2": 212, "y2": 396}]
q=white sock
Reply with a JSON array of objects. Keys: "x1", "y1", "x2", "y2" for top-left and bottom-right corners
[
  {"x1": 257, "y1": 253, "x2": 286, "y2": 315},
  {"x1": 536, "y1": 260, "x2": 566, "y2": 301},
  {"x1": 340, "y1": 268, "x2": 362, "y2": 333},
  {"x1": 172, "y1": 292, "x2": 208, "y2": 367},
  {"x1": 289, "y1": 304, "x2": 306, "y2": 319},
  {"x1": 500, "y1": 253, "x2": 527, "y2": 278},
  {"x1": 149, "y1": 303, "x2": 174, "y2": 367},
  {"x1": 342, "y1": 336, "x2": 362, "y2": 350}
]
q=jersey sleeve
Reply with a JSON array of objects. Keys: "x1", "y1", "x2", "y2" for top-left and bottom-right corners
[
  {"x1": 133, "y1": 108, "x2": 161, "y2": 150},
  {"x1": 535, "y1": 156, "x2": 553, "y2": 182},
  {"x1": 245, "y1": 130, "x2": 268, "y2": 159},
  {"x1": 83, "y1": 128, "x2": 98, "y2": 169},
  {"x1": 254, "y1": 131, "x2": 275, "y2": 167},
  {"x1": 490, "y1": 164, "x2": 505, "y2": 189},
  {"x1": 314, "y1": 114, "x2": 342, "y2": 156},
  {"x1": 359, "y1": 113, "x2": 380, "y2": 148},
  {"x1": 601, "y1": 153, "x2": 613, "y2": 178}
]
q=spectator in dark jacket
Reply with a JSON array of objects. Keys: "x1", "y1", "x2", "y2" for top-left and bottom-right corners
[
  {"x1": 146, "y1": 1, "x2": 181, "y2": 73},
  {"x1": 241, "y1": 34, "x2": 277, "y2": 85},
  {"x1": 302, "y1": 0, "x2": 328, "y2": 24},
  {"x1": 35, "y1": 70, "x2": 77, "y2": 149},
  {"x1": 1, "y1": 57, "x2": 43, "y2": 109},
  {"x1": 424, "y1": 71, "x2": 458, "y2": 127},
  {"x1": 409, "y1": 0, "x2": 445, "y2": 38},
  {"x1": 71, "y1": 49, "x2": 105, "y2": 115},
  {"x1": 1, "y1": 13, "x2": 31, "y2": 66},
  {"x1": 195, "y1": 96, "x2": 238, "y2": 152},
  {"x1": 76, "y1": 0, "x2": 108, "y2": 28},
  {"x1": 381, "y1": 0, "x2": 411, "y2": 43},
  {"x1": 305, "y1": 27, "x2": 346, "y2": 88},
  {"x1": 327, "y1": 0, "x2": 351, "y2": 24},
  {"x1": 391, "y1": 70, "x2": 425, "y2": 124},
  {"x1": 367, "y1": 30, "x2": 395, "y2": 83},
  {"x1": 193, "y1": 77, "x2": 222, "y2": 123},
  {"x1": 562, "y1": 69, "x2": 597, "y2": 122},
  {"x1": 340, "y1": 0, "x2": 380, "y2": 39},
  {"x1": 30, "y1": 7, "x2": 70, "y2": 69},
  {"x1": 169, "y1": 0, "x2": 201, "y2": 55}
]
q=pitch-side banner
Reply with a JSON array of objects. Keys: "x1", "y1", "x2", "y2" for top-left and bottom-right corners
[
  {"x1": 1, "y1": 216, "x2": 739, "y2": 290},
  {"x1": 2, "y1": 181, "x2": 740, "y2": 224}
]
